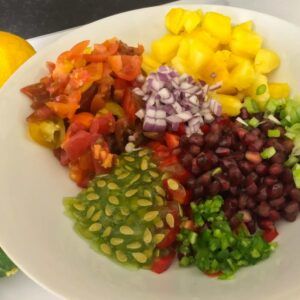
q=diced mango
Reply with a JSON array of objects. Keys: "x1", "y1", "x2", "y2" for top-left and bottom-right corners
[
  {"x1": 202, "y1": 12, "x2": 232, "y2": 44},
  {"x1": 186, "y1": 29, "x2": 220, "y2": 51},
  {"x1": 214, "y1": 94, "x2": 242, "y2": 116},
  {"x1": 234, "y1": 20, "x2": 253, "y2": 31},
  {"x1": 201, "y1": 52, "x2": 229, "y2": 84},
  {"x1": 216, "y1": 80, "x2": 237, "y2": 95},
  {"x1": 151, "y1": 34, "x2": 182, "y2": 63},
  {"x1": 230, "y1": 27, "x2": 262, "y2": 58},
  {"x1": 183, "y1": 10, "x2": 203, "y2": 33},
  {"x1": 142, "y1": 53, "x2": 161, "y2": 74},
  {"x1": 230, "y1": 59, "x2": 255, "y2": 90},
  {"x1": 176, "y1": 38, "x2": 190, "y2": 59},
  {"x1": 165, "y1": 8, "x2": 186, "y2": 35},
  {"x1": 269, "y1": 82, "x2": 291, "y2": 99},
  {"x1": 246, "y1": 74, "x2": 270, "y2": 110},
  {"x1": 171, "y1": 56, "x2": 190, "y2": 76},
  {"x1": 186, "y1": 39, "x2": 213, "y2": 75},
  {"x1": 254, "y1": 49, "x2": 280, "y2": 74}
]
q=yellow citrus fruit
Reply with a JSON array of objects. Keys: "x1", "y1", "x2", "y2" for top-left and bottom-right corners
[{"x1": 0, "y1": 31, "x2": 36, "y2": 87}]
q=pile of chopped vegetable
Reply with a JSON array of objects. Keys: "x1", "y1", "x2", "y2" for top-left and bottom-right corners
[{"x1": 21, "y1": 6, "x2": 300, "y2": 280}]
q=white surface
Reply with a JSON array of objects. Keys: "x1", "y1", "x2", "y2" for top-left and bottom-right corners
[{"x1": 1, "y1": 1, "x2": 300, "y2": 299}]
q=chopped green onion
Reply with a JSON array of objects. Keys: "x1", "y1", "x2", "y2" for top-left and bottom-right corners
[
  {"x1": 236, "y1": 117, "x2": 249, "y2": 127},
  {"x1": 251, "y1": 249, "x2": 261, "y2": 258},
  {"x1": 212, "y1": 167, "x2": 222, "y2": 176},
  {"x1": 285, "y1": 155, "x2": 299, "y2": 167},
  {"x1": 292, "y1": 164, "x2": 300, "y2": 188},
  {"x1": 256, "y1": 84, "x2": 267, "y2": 95},
  {"x1": 267, "y1": 129, "x2": 280, "y2": 138},
  {"x1": 248, "y1": 117, "x2": 260, "y2": 128},
  {"x1": 189, "y1": 232, "x2": 198, "y2": 245},
  {"x1": 243, "y1": 97, "x2": 260, "y2": 113},
  {"x1": 261, "y1": 147, "x2": 276, "y2": 159},
  {"x1": 265, "y1": 98, "x2": 286, "y2": 114},
  {"x1": 267, "y1": 115, "x2": 281, "y2": 125},
  {"x1": 179, "y1": 256, "x2": 192, "y2": 267}
]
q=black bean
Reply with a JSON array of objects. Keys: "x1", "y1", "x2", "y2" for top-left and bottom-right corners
[
  {"x1": 189, "y1": 133, "x2": 204, "y2": 146},
  {"x1": 204, "y1": 132, "x2": 220, "y2": 148},
  {"x1": 180, "y1": 153, "x2": 193, "y2": 168},
  {"x1": 282, "y1": 202, "x2": 299, "y2": 222},
  {"x1": 197, "y1": 172, "x2": 212, "y2": 186},
  {"x1": 269, "y1": 197, "x2": 285, "y2": 209},
  {"x1": 208, "y1": 181, "x2": 221, "y2": 196},
  {"x1": 255, "y1": 163, "x2": 268, "y2": 176},
  {"x1": 215, "y1": 147, "x2": 231, "y2": 157},
  {"x1": 191, "y1": 158, "x2": 201, "y2": 175},
  {"x1": 257, "y1": 202, "x2": 271, "y2": 218},
  {"x1": 240, "y1": 108, "x2": 250, "y2": 119},
  {"x1": 190, "y1": 144, "x2": 201, "y2": 156},
  {"x1": 179, "y1": 135, "x2": 189, "y2": 147},
  {"x1": 264, "y1": 176, "x2": 278, "y2": 186},
  {"x1": 268, "y1": 183, "x2": 283, "y2": 199},
  {"x1": 239, "y1": 161, "x2": 254, "y2": 175},
  {"x1": 282, "y1": 168, "x2": 293, "y2": 183},
  {"x1": 268, "y1": 163, "x2": 283, "y2": 176},
  {"x1": 257, "y1": 187, "x2": 268, "y2": 202},
  {"x1": 246, "y1": 182, "x2": 258, "y2": 195},
  {"x1": 290, "y1": 188, "x2": 300, "y2": 203}
]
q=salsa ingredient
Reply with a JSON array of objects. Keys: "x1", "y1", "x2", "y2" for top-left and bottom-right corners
[
  {"x1": 180, "y1": 111, "x2": 299, "y2": 234},
  {"x1": 64, "y1": 149, "x2": 179, "y2": 269},
  {"x1": 177, "y1": 196, "x2": 275, "y2": 279},
  {"x1": 133, "y1": 66, "x2": 221, "y2": 136},
  {"x1": 142, "y1": 7, "x2": 286, "y2": 116},
  {"x1": 22, "y1": 39, "x2": 144, "y2": 187}
]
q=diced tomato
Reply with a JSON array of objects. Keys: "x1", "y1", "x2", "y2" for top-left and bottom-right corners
[
  {"x1": 70, "y1": 40, "x2": 90, "y2": 57},
  {"x1": 71, "y1": 112, "x2": 94, "y2": 129},
  {"x1": 176, "y1": 123, "x2": 186, "y2": 136},
  {"x1": 46, "y1": 102, "x2": 79, "y2": 119},
  {"x1": 122, "y1": 89, "x2": 139, "y2": 125},
  {"x1": 182, "y1": 220, "x2": 196, "y2": 230},
  {"x1": 20, "y1": 82, "x2": 50, "y2": 106},
  {"x1": 160, "y1": 162, "x2": 190, "y2": 184},
  {"x1": 200, "y1": 124, "x2": 210, "y2": 134},
  {"x1": 165, "y1": 133, "x2": 180, "y2": 149},
  {"x1": 27, "y1": 105, "x2": 56, "y2": 122},
  {"x1": 148, "y1": 142, "x2": 171, "y2": 160},
  {"x1": 263, "y1": 228, "x2": 278, "y2": 243},
  {"x1": 63, "y1": 130, "x2": 93, "y2": 161},
  {"x1": 163, "y1": 178, "x2": 190, "y2": 205},
  {"x1": 156, "y1": 227, "x2": 179, "y2": 249},
  {"x1": 205, "y1": 271, "x2": 223, "y2": 278},
  {"x1": 108, "y1": 55, "x2": 142, "y2": 81},
  {"x1": 151, "y1": 251, "x2": 176, "y2": 274},
  {"x1": 89, "y1": 113, "x2": 115, "y2": 135},
  {"x1": 90, "y1": 94, "x2": 106, "y2": 114}
]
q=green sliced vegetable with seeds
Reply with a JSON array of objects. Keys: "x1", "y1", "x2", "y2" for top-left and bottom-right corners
[{"x1": 64, "y1": 149, "x2": 177, "y2": 268}]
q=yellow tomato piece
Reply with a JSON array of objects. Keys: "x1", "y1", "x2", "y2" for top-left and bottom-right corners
[
  {"x1": 98, "y1": 102, "x2": 124, "y2": 118},
  {"x1": 214, "y1": 94, "x2": 242, "y2": 116},
  {"x1": 28, "y1": 119, "x2": 65, "y2": 149},
  {"x1": 151, "y1": 34, "x2": 182, "y2": 63},
  {"x1": 186, "y1": 29, "x2": 220, "y2": 51},
  {"x1": 246, "y1": 73, "x2": 270, "y2": 110},
  {"x1": 234, "y1": 20, "x2": 253, "y2": 31},
  {"x1": 230, "y1": 59, "x2": 255, "y2": 91},
  {"x1": 142, "y1": 53, "x2": 160, "y2": 74},
  {"x1": 183, "y1": 10, "x2": 203, "y2": 33},
  {"x1": 202, "y1": 12, "x2": 232, "y2": 44},
  {"x1": 268, "y1": 82, "x2": 291, "y2": 99},
  {"x1": 254, "y1": 48, "x2": 280, "y2": 74},
  {"x1": 230, "y1": 27, "x2": 262, "y2": 58},
  {"x1": 165, "y1": 8, "x2": 186, "y2": 35}
]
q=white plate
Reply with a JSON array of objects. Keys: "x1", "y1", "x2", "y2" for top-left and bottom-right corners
[{"x1": 0, "y1": 4, "x2": 300, "y2": 300}]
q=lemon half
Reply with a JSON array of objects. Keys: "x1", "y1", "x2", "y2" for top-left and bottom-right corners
[{"x1": 0, "y1": 31, "x2": 36, "y2": 87}]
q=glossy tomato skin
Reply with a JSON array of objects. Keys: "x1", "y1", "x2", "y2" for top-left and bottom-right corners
[
  {"x1": 89, "y1": 113, "x2": 116, "y2": 135},
  {"x1": 151, "y1": 251, "x2": 176, "y2": 274},
  {"x1": 165, "y1": 133, "x2": 180, "y2": 149}
]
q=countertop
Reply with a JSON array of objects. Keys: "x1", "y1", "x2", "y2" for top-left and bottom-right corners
[{"x1": 0, "y1": 0, "x2": 299, "y2": 299}]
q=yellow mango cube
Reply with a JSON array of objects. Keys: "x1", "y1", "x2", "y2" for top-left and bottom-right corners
[
  {"x1": 216, "y1": 80, "x2": 237, "y2": 95},
  {"x1": 230, "y1": 27, "x2": 262, "y2": 58},
  {"x1": 268, "y1": 82, "x2": 291, "y2": 99},
  {"x1": 142, "y1": 53, "x2": 161, "y2": 74},
  {"x1": 186, "y1": 29, "x2": 220, "y2": 51},
  {"x1": 171, "y1": 56, "x2": 191, "y2": 76},
  {"x1": 254, "y1": 49, "x2": 280, "y2": 74},
  {"x1": 230, "y1": 59, "x2": 255, "y2": 90},
  {"x1": 202, "y1": 12, "x2": 232, "y2": 44},
  {"x1": 246, "y1": 73, "x2": 270, "y2": 110},
  {"x1": 234, "y1": 20, "x2": 253, "y2": 31},
  {"x1": 165, "y1": 8, "x2": 186, "y2": 35},
  {"x1": 183, "y1": 10, "x2": 203, "y2": 33},
  {"x1": 151, "y1": 34, "x2": 182, "y2": 63},
  {"x1": 201, "y1": 53, "x2": 229, "y2": 84},
  {"x1": 214, "y1": 94, "x2": 242, "y2": 116}
]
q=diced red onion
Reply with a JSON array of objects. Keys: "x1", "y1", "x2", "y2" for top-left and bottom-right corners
[
  {"x1": 133, "y1": 66, "x2": 223, "y2": 134},
  {"x1": 209, "y1": 81, "x2": 223, "y2": 91},
  {"x1": 135, "y1": 109, "x2": 145, "y2": 119}
]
